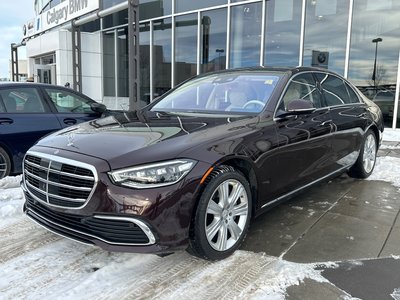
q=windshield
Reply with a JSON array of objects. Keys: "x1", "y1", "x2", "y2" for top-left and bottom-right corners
[{"x1": 151, "y1": 72, "x2": 281, "y2": 114}]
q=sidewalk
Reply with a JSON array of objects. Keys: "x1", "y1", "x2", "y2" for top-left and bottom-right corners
[{"x1": 241, "y1": 139, "x2": 400, "y2": 299}]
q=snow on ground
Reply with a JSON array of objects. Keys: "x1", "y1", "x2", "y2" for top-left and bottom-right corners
[
  {"x1": 383, "y1": 129, "x2": 400, "y2": 142},
  {"x1": 1, "y1": 130, "x2": 400, "y2": 299},
  {"x1": 0, "y1": 176, "x2": 337, "y2": 300},
  {"x1": 367, "y1": 156, "x2": 400, "y2": 189}
]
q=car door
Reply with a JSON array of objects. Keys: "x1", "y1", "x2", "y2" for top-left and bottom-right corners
[
  {"x1": 315, "y1": 72, "x2": 369, "y2": 169},
  {"x1": 268, "y1": 72, "x2": 335, "y2": 199},
  {"x1": 0, "y1": 86, "x2": 62, "y2": 173},
  {"x1": 41, "y1": 87, "x2": 103, "y2": 127}
]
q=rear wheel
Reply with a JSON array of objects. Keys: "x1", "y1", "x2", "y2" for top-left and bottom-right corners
[
  {"x1": 348, "y1": 129, "x2": 377, "y2": 178},
  {"x1": 0, "y1": 147, "x2": 11, "y2": 179},
  {"x1": 188, "y1": 166, "x2": 252, "y2": 260}
]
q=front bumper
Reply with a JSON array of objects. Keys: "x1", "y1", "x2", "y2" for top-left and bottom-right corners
[
  {"x1": 23, "y1": 184, "x2": 166, "y2": 253},
  {"x1": 21, "y1": 147, "x2": 211, "y2": 254}
]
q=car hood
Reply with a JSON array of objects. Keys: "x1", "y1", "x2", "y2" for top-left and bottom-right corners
[{"x1": 35, "y1": 110, "x2": 260, "y2": 169}]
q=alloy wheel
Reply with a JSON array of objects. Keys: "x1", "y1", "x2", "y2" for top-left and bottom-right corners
[
  {"x1": 363, "y1": 133, "x2": 377, "y2": 174},
  {"x1": 205, "y1": 179, "x2": 249, "y2": 251}
]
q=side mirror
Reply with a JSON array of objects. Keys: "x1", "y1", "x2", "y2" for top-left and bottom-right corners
[
  {"x1": 276, "y1": 99, "x2": 315, "y2": 118},
  {"x1": 91, "y1": 102, "x2": 107, "y2": 114}
]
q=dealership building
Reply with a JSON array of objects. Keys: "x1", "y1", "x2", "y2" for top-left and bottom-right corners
[{"x1": 17, "y1": 0, "x2": 400, "y2": 127}]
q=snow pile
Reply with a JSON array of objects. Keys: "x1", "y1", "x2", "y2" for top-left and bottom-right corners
[
  {"x1": 383, "y1": 129, "x2": 400, "y2": 142},
  {"x1": 242, "y1": 258, "x2": 330, "y2": 299},
  {"x1": 0, "y1": 175, "x2": 24, "y2": 219},
  {"x1": 367, "y1": 156, "x2": 400, "y2": 189},
  {"x1": 0, "y1": 175, "x2": 22, "y2": 189},
  {"x1": 391, "y1": 288, "x2": 400, "y2": 300}
]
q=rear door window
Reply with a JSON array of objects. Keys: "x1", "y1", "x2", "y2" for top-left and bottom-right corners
[
  {"x1": 315, "y1": 73, "x2": 357, "y2": 106},
  {"x1": 0, "y1": 88, "x2": 46, "y2": 113}
]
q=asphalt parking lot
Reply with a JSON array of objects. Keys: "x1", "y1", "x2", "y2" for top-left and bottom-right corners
[{"x1": 241, "y1": 140, "x2": 400, "y2": 299}]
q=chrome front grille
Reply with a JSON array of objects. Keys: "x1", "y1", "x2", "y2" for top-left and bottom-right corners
[{"x1": 23, "y1": 151, "x2": 97, "y2": 209}]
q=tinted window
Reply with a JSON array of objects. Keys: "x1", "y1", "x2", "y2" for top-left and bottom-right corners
[
  {"x1": 45, "y1": 88, "x2": 93, "y2": 113},
  {"x1": 280, "y1": 73, "x2": 323, "y2": 110},
  {"x1": 344, "y1": 82, "x2": 361, "y2": 104},
  {"x1": 0, "y1": 88, "x2": 45, "y2": 113},
  {"x1": 317, "y1": 73, "x2": 354, "y2": 106}
]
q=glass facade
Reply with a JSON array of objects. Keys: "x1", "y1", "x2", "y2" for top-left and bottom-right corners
[
  {"x1": 153, "y1": 18, "x2": 172, "y2": 98},
  {"x1": 175, "y1": 14, "x2": 198, "y2": 85},
  {"x1": 230, "y1": 2, "x2": 262, "y2": 68},
  {"x1": 99, "y1": 0, "x2": 400, "y2": 128},
  {"x1": 348, "y1": 0, "x2": 400, "y2": 128},
  {"x1": 303, "y1": 0, "x2": 349, "y2": 74},
  {"x1": 264, "y1": 0, "x2": 302, "y2": 67},
  {"x1": 200, "y1": 9, "x2": 227, "y2": 73}
]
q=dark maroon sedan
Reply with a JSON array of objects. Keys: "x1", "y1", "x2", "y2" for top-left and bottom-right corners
[{"x1": 22, "y1": 67, "x2": 383, "y2": 260}]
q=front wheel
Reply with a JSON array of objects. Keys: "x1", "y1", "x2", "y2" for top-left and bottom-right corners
[
  {"x1": 188, "y1": 166, "x2": 252, "y2": 260},
  {"x1": 348, "y1": 129, "x2": 377, "y2": 178}
]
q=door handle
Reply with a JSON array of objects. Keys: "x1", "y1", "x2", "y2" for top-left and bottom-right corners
[
  {"x1": 0, "y1": 118, "x2": 13, "y2": 125},
  {"x1": 63, "y1": 118, "x2": 77, "y2": 125}
]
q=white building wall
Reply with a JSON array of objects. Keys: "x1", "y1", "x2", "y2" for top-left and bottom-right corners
[{"x1": 25, "y1": 29, "x2": 103, "y2": 102}]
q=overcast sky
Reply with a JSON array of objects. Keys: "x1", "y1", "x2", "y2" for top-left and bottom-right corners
[{"x1": 0, "y1": 1, "x2": 35, "y2": 79}]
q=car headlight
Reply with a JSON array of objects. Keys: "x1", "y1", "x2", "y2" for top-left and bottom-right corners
[{"x1": 108, "y1": 159, "x2": 196, "y2": 189}]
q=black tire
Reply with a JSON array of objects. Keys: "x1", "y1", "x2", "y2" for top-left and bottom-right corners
[
  {"x1": 0, "y1": 147, "x2": 11, "y2": 179},
  {"x1": 188, "y1": 166, "x2": 252, "y2": 260},
  {"x1": 348, "y1": 129, "x2": 377, "y2": 179}
]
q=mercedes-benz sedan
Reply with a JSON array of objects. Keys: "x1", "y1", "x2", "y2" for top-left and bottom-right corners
[{"x1": 22, "y1": 67, "x2": 383, "y2": 260}]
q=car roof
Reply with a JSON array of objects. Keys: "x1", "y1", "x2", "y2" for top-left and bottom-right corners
[
  {"x1": 0, "y1": 82, "x2": 63, "y2": 89},
  {"x1": 193, "y1": 66, "x2": 343, "y2": 79}
]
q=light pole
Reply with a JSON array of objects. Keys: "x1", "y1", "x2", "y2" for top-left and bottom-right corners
[{"x1": 372, "y1": 37, "x2": 383, "y2": 92}]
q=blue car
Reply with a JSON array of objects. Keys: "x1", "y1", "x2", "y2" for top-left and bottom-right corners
[{"x1": 0, "y1": 82, "x2": 107, "y2": 179}]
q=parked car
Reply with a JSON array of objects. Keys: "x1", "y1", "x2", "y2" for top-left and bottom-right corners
[
  {"x1": 22, "y1": 67, "x2": 383, "y2": 260},
  {"x1": 0, "y1": 82, "x2": 107, "y2": 179}
]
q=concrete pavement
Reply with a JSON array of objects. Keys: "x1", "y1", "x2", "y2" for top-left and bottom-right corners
[{"x1": 240, "y1": 140, "x2": 400, "y2": 299}]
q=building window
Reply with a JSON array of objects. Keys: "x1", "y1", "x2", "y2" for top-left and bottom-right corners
[
  {"x1": 348, "y1": 0, "x2": 400, "y2": 127},
  {"x1": 103, "y1": 31, "x2": 116, "y2": 97},
  {"x1": 303, "y1": 0, "x2": 349, "y2": 74},
  {"x1": 264, "y1": 0, "x2": 302, "y2": 67},
  {"x1": 117, "y1": 28, "x2": 129, "y2": 97},
  {"x1": 200, "y1": 8, "x2": 227, "y2": 73},
  {"x1": 176, "y1": 0, "x2": 226, "y2": 14},
  {"x1": 230, "y1": 2, "x2": 262, "y2": 68},
  {"x1": 140, "y1": 23, "x2": 151, "y2": 102},
  {"x1": 153, "y1": 18, "x2": 172, "y2": 97},
  {"x1": 140, "y1": 0, "x2": 172, "y2": 20},
  {"x1": 175, "y1": 14, "x2": 198, "y2": 85},
  {"x1": 103, "y1": 10, "x2": 128, "y2": 29}
]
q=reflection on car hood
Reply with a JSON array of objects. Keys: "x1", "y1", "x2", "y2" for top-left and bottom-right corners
[{"x1": 36, "y1": 110, "x2": 258, "y2": 169}]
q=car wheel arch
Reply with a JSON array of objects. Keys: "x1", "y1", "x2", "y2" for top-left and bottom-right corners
[
  {"x1": 187, "y1": 164, "x2": 253, "y2": 259},
  {"x1": 192, "y1": 157, "x2": 259, "y2": 221},
  {"x1": 368, "y1": 125, "x2": 381, "y2": 149}
]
